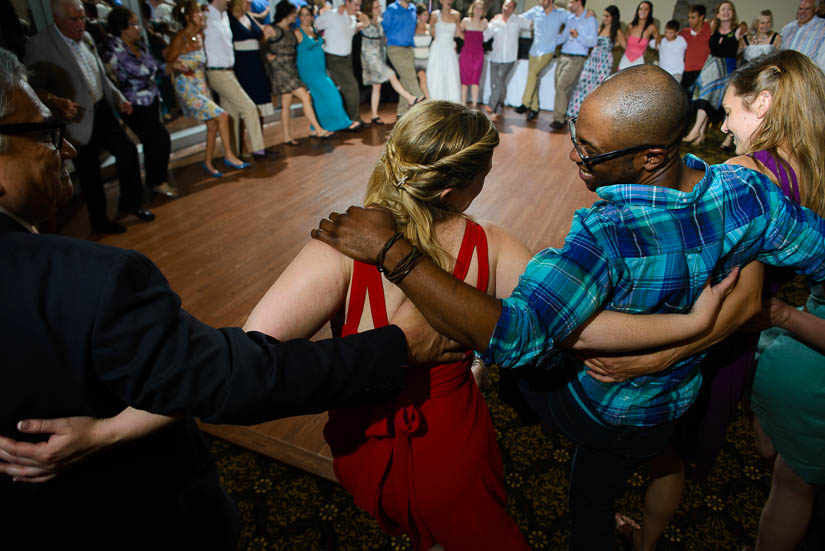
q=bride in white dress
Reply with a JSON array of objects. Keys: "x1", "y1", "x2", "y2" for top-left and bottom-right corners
[{"x1": 426, "y1": 0, "x2": 462, "y2": 103}]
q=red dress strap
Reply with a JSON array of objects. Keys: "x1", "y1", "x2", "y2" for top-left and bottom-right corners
[
  {"x1": 341, "y1": 260, "x2": 389, "y2": 336},
  {"x1": 452, "y1": 219, "x2": 489, "y2": 293},
  {"x1": 343, "y1": 219, "x2": 488, "y2": 335}
]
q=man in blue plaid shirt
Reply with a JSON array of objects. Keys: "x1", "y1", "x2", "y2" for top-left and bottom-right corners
[{"x1": 314, "y1": 65, "x2": 825, "y2": 549}]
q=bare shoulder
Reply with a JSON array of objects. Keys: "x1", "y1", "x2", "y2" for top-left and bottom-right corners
[
  {"x1": 479, "y1": 221, "x2": 532, "y2": 258},
  {"x1": 724, "y1": 154, "x2": 758, "y2": 170}
]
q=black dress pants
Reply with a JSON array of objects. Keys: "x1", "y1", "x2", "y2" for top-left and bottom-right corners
[
  {"x1": 73, "y1": 101, "x2": 144, "y2": 224},
  {"x1": 123, "y1": 99, "x2": 171, "y2": 189}
]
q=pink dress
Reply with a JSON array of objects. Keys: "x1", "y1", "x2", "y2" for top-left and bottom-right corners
[{"x1": 459, "y1": 30, "x2": 484, "y2": 85}]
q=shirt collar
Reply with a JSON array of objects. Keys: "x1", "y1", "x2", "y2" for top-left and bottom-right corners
[
  {"x1": 54, "y1": 23, "x2": 81, "y2": 47},
  {"x1": 595, "y1": 154, "x2": 711, "y2": 209},
  {"x1": 0, "y1": 206, "x2": 38, "y2": 234}
]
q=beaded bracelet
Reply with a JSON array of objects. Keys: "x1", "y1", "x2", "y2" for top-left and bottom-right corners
[{"x1": 376, "y1": 232, "x2": 404, "y2": 273}]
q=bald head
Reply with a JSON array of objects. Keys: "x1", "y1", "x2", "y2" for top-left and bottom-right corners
[{"x1": 583, "y1": 65, "x2": 689, "y2": 148}]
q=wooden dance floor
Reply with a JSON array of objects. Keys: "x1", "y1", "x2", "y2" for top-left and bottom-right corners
[{"x1": 76, "y1": 106, "x2": 596, "y2": 482}]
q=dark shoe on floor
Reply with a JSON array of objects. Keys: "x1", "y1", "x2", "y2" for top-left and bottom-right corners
[
  {"x1": 514, "y1": 104, "x2": 528, "y2": 114},
  {"x1": 121, "y1": 206, "x2": 156, "y2": 222},
  {"x1": 92, "y1": 218, "x2": 127, "y2": 234},
  {"x1": 370, "y1": 117, "x2": 385, "y2": 125},
  {"x1": 526, "y1": 110, "x2": 538, "y2": 121},
  {"x1": 548, "y1": 120, "x2": 565, "y2": 132}
]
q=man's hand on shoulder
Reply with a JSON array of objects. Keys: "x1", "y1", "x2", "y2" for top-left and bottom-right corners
[{"x1": 311, "y1": 205, "x2": 399, "y2": 264}]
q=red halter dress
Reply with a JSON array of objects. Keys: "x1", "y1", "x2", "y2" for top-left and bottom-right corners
[{"x1": 324, "y1": 220, "x2": 529, "y2": 551}]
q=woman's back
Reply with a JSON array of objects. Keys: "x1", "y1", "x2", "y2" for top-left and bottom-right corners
[{"x1": 342, "y1": 216, "x2": 493, "y2": 333}]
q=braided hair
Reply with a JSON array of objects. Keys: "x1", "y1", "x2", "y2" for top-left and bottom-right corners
[{"x1": 364, "y1": 101, "x2": 499, "y2": 269}]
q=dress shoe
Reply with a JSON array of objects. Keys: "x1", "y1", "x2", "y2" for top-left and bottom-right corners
[
  {"x1": 223, "y1": 158, "x2": 250, "y2": 170},
  {"x1": 514, "y1": 104, "x2": 528, "y2": 114},
  {"x1": 91, "y1": 219, "x2": 126, "y2": 234},
  {"x1": 548, "y1": 120, "x2": 565, "y2": 132},
  {"x1": 201, "y1": 163, "x2": 223, "y2": 178},
  {"x1": 153, "y1": 182, "x2": 179, "y2": 198},
  {"x1": 122, "y1": 206, "x2": 156, "y2": 222},
  {"x1": 526, "y1": 109, "x2": 539, "y2": 122}
]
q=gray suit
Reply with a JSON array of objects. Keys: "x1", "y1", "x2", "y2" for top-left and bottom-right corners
[
  {"x1": 24, "y1": 25, "x2": 126, "y2": 146},
  {"x1": 23, "y1": 25, "x2": 145, "y2": 226}
]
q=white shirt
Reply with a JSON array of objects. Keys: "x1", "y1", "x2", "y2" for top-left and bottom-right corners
[
  {"x1": 651, "y1": 34, "x2": 687, "y2": 77},
  {"x1": 484, "y1": 14, "x2": 530, "y2": 63},
  {"x1": 316, "y1": 9, "x2": 357, "y2": 56},
  {"x1": 56, "y1": 26, "x2": 104, "y2": 102},
  {"x1": 203, "y1": 4, "x2": 235, "y2": 67}
]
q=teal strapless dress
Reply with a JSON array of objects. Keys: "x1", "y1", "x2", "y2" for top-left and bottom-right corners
[{"x1": 295, "y1": 28, "x2": 352, "y2": 132}]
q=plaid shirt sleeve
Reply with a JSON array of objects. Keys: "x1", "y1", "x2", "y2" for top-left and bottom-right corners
[
  {"x1": 755, "y1": 175, "x2": 825, "y2": 282},
  {"x1": 483, "y1": 210, "x2": 612, "y2": 368}
]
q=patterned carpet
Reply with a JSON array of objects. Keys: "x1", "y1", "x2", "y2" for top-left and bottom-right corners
[{"x1": 208, "y1": 128, "x2": 806, "y2": 550}]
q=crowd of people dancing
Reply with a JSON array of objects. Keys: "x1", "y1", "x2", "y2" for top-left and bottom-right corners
[{"x1": 2, "y1": 0, "x2": 825, "y2": 550}]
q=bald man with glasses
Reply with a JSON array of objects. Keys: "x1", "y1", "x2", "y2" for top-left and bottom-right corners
[{"x1": 312, "y1": 65, "x2": 825, "y2": 549}]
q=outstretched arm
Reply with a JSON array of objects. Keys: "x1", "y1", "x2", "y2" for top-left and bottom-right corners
[
  {"x1": 0, "y1": 408, "x2": 175, "y2": 483},
  {"x1": 244, "y1": 238, "x2": 350, "y2": 339},
  {"x1": 581, "y1": 261, "x2": 764, "y2": 382},
  {"x1": 567, "y1": 265, "x2": 741, "y2": 352},
  {"x1": 764, "y1": 297, "x2": 825, "y2": 352}
]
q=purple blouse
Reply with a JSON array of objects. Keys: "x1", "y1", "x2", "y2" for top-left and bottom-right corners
[{"x1": 104, "y1": 37, "x2": 161, "y2": 106}]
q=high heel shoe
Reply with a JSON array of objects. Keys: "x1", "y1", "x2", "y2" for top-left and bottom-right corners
[
  {"x1": 201, "y1": 163, "x2": 223, "y2": 178},
  {"x1": 223, "y1": 158, "x2": 250, "y2": 170}
]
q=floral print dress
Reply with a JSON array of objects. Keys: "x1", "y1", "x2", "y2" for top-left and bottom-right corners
[
  {"x1": 566, "y1": 35, "x2": 613, "y2": 119},
  {"x1": 174, "y1": 48, "x2": 225, "y2": 121}
]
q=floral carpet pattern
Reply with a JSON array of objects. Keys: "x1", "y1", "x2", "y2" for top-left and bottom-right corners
[{"x1": 207, "y1": 131, "x2": 807, "y2": 550}]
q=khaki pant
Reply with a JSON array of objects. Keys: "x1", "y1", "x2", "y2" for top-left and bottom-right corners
[
  {"x1": 387, "y1": 46, "x2": 422, "y2": 115},
  {"x1": 553, "y1": 54, "x2": 586, "y2": 123},
  {"x1": 521, "y1": 52, "x2": 553, "y2": 111},
  {"x1": 206, "y1": 69, "x2": 264, "y2": 154}
]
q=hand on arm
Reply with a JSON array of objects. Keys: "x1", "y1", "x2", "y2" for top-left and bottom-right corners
[
  {"x1": 580, "y1": 262, "x2": 764, "y2": 383},
  {"x1": 312, "y1": 206, "x2": 502, "y2": 352},
  {"x1": 0, "y1": 408, "x2": 175, "y2": 483},
  {"x1": 568, "y1": 266, "x2": 740, "y2": 353},
  {"x1": 759, "y1": 297, "x2": 825, "y2": 352}
]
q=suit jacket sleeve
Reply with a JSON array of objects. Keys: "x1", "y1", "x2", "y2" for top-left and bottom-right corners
[{"x1": 91, "y1": 249, "x2": 409, "y2": 425}]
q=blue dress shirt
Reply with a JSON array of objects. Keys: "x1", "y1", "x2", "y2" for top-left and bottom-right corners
[
  {"x1": 559, "y1": 11, "x2": 598, "y2": 55},
  {"x1": 382, "y1": 1, "x2": 417, "y2": 47},
  {"x1": 522, "y1": 5, "x2": 568, "y2": 57}
]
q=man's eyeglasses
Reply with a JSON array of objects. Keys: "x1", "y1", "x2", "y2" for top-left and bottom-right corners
[
  {"x1": 0, "y1": 120, "x2": 66, "y2": 151},
  {"x1": 569, "y1": 117, "x2": 662, "y2": 170}
]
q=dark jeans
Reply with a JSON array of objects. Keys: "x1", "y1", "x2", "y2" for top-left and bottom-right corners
[
  {"x1": 519, "y1": 371, "x2": 676, "y2": 551},
  {"x1": 73, "y1": 101, "x2": 144, "y2": 224},
  {"x1": 123, "y1": 99, "x2": 171, "y2": 189}
]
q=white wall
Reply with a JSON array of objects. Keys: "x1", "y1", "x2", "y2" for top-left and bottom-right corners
[{"x1": 582, "y1": 0, "x2": 797, "y2": 31}]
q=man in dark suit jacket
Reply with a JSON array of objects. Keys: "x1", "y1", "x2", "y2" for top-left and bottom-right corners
[
  {"x1": 24, "y1": 0, "x2": 154, "y2": 234},
  {"x1": 0, "y1": 48, "x2": 436, "y2": 549}
]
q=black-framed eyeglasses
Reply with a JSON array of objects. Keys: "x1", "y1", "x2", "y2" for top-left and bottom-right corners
[
  {"x1": 569, "y1": 117, "x2": 662, "y2": 170},
  {"x1": 0, "y1": 120, "x2": 66, "y2": 151}
]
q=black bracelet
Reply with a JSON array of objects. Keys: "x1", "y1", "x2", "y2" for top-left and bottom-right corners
[
  {"x1": 376, "y1": 232, "x2": 404, "y2": 272},
  {"x1": 386, "y1": 246, "x2": 425, "y2": 284}
]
